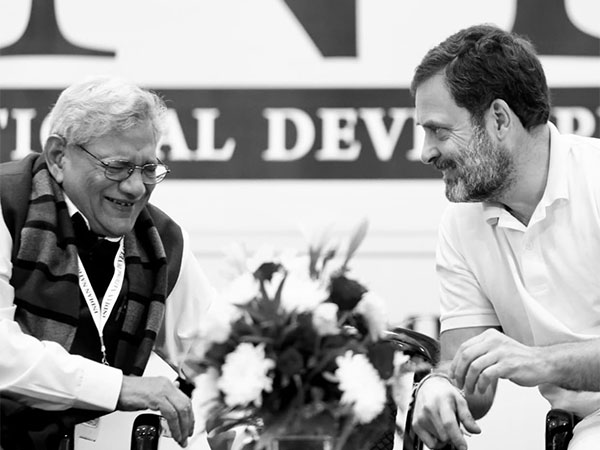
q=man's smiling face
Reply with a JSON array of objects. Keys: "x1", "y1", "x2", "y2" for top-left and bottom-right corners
[
  {"x1": 60, "y1": 123, "x2": 158, "y2": 237},
  {"x1": 415, "y1": 72, "x2": 514, "y2": 203}
]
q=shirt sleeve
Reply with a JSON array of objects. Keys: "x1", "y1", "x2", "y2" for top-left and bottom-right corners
[
  {"x1": 0, "y1": 202, "x2": 122, "y2": 411},
  {"x1": 437, "y1": 207, "x2": 501, "y2": 333},
  {"x1": 155, "y1": 228, "x2": 216, "y2": 372}
]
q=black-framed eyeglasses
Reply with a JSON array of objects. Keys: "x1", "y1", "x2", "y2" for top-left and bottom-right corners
[{"x1": 76, "y1": 144, "x2": 170, "y2": 185}]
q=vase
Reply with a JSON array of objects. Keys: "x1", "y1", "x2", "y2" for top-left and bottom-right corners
[{"x1": 267, "y1": 434, "x2": 336, "y2": 450}]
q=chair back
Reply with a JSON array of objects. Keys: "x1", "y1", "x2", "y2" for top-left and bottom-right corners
[{"x1": 385, "y1": 327, "x2": 454, "y2": 450}]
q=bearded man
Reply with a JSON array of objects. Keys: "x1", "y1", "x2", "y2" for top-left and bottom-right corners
[{"x1": 409, "y1": 24, "x2": 600, "y2": 450}]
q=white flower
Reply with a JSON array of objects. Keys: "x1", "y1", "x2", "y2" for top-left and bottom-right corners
[
  {"x1": 208, "y1": 300, "x2": 241, "y2": 342},
  {"x1": 312, "y1": 302, "x2": 339, "y2": 335},
  {"x1": 354, "y1": 291, "x2": 388, "y2": 341},
  {"x1": 220, "y1": 272, "x2": 259, "y2": 305},
  {"x1": 262, "y1": 270, "x2": 285, "y2": 300},
  {"x1": 335, "y1": 351, "x2": 387, "y2": 424},
  {"x1": 274, "y1": 247, "x2": 301, "y2": 270},
  {"x1": 246, "y1": 245, "x2": 279, "y2": 273},
  {"x1": 221, "y1": 242, "x2": 251, "y2": 278},
  {"x1": 186, "y1": 298, "x2": 242, "y2": 362},
  {"x1": 191, "y1": 368, "x2": 221, "y2": 431},
  {"x1": 218, "y1": 343, "x2": 275, "y2": 407},
  {"x1": 278, "y1": 271, "x2": 329, "y2": 313},
  {"x1": 393, "y1": 351, "x2": 411, "y2": 374}
]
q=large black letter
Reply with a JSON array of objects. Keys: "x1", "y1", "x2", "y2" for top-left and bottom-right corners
[
  {"x1": 512, "y1": 0, "x2": 599, "y2": 56},
  {"x1": 0, "y1": 0, "x2": 115, "y2": 57},
  {"x1": 282, "y1": 0, "x2": 357, "y2": 57}
]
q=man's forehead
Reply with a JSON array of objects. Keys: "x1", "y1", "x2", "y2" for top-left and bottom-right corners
[
  {"x1": 414, "y1": 75, "x2": 469, "y2": 126},
  {"x1": 85, "y1": 127, "x2": 157, "y2": 159}
]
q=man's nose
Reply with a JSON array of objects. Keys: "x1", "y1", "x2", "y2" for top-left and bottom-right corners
[
  {"x1": 119, "y1": 169, "x2": 147, "y2": 197},
  {"x1": 420, "y1": 136, "x2": 440, "y2": 165}
]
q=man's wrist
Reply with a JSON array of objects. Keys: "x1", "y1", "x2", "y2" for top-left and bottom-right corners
[
  {"x1": 414, "y1": 371, "x2": 464, "y2": 400},
  {"x1": 541, "y1": 344, "x2": 564, "y2": 386}
]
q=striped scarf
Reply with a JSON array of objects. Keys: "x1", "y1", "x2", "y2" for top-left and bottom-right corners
[{"x1": 6, "y1": 153, "x2": 175, "y2": 375}]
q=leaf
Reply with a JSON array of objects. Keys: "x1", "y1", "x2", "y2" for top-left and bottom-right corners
[
  {"x1": 328, "y1": 275, "x2": 367, "y2": 311},
  {"x1": 308, "y1": 246, "x2": 320, "y2": 279},
  {"x1": 205, "y1": 404, "x2": 253, "y2": 434},
  {"x1": 271, "y1": 270, "x2": 287, "y2": 312},
  {"x1": 342, "y1": 218, "x2": 369, "y2": 270},
  {"x1": 246, "y1": 281, "x2": 282, "y2": 324},
  {"x1": 303, "y1": 222, "x2": 335, "y2": 278},
  {"x1": 320, "y1": 246, "x2": 337, "y2": 276},
  {"x1": 367, "y1": 340, "x2": 396, "y2": 379}
]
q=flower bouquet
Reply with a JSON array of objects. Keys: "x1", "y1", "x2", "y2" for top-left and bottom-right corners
[{"x1": 186, "y1": 220, "x2": 412, "y2": 450}]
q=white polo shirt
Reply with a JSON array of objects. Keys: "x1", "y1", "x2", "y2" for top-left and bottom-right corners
[{"x1": 437, "y1": 122, "x2": 600, "y2": 416}]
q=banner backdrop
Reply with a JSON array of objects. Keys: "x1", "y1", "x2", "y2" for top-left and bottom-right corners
[{"x1": 1, "y1": 0, "x2": 599, "y2": 179}]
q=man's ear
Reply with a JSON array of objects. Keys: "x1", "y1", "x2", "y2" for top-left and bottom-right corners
[
  {"x1": 44, "y1": 135, "x2": 67, "y2": 184},
  {"x1": 488, "y1": 99, "x2": 512, "y2": 140}
]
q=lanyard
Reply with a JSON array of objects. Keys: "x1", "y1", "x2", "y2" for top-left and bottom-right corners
[{"x1": 77, "y1": 239, "x2": 126, "y2": 365}]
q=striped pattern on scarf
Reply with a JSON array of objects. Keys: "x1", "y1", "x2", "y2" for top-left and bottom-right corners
[{"x1": 2, "y1": 153, "x2": 182, "y2": 376}]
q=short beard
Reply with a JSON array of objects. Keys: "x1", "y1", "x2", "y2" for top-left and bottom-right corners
[{"x1": 444, "y1": 125, "x2": 514, "y2": 203}]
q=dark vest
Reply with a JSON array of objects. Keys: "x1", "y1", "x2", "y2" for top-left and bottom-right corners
[{"x1": 0, "y1": 153, "x2": 185, "y2": 449}]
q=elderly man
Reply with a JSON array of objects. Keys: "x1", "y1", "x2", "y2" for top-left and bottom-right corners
[
  {"x1": 410, "y1": 24, "x2": 600, "y2": 450},
  {"x1": 0, "y1": 76, "x2": 214, "y2": 449}
]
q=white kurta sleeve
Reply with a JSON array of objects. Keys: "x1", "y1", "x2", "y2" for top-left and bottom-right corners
[
  {"x1": 154, "y1": 228, "x2": 216, "y2": 371},
  {"x1": 0, "y1": 202, "x2": 122, "y2": 411}
]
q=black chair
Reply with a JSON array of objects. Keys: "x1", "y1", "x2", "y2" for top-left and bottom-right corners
[
  {"x1": 546, "y1": 409, "x2": 581, "y2": 450},
  {"x1": 387, "y1": 328, "x2": 578, "y2": 450},
  {"x1": 384, "y1": 327, "x2": 453, "y2": 450}
]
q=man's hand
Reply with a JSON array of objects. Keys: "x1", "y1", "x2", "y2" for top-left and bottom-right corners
[
  {"x1": 118, "y1": 375, "x2": 194, "y2": 447},
  {"x1": 412, "y1": 375, "x2": 481, "y2": 450},
  {"x1": 450, "y1": 329, "x2": 549, "y2": 395}
]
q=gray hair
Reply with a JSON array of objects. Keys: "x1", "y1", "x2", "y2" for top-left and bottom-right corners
[{"x1": 47, "y1": 76, "x2": 167, "y2": 145}]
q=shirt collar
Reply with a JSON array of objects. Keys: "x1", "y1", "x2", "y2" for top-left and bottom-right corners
[
  {"x1": 542, "y1": 121, "x2": 569, "y2": 205},
  {"x1": 64, "y1": 195, "x2": 122, "y2": 242},
  {"x1": 481, "y1": 202, "x2": 504, "y2": 225},
  {"x1": 482, "y1": 122, "x2": 569, "y2": 227}
]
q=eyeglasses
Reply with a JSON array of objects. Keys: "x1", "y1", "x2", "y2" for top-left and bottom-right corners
[{"x1": 76, "y1": 144, "x2": 170, "y2": 185}]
